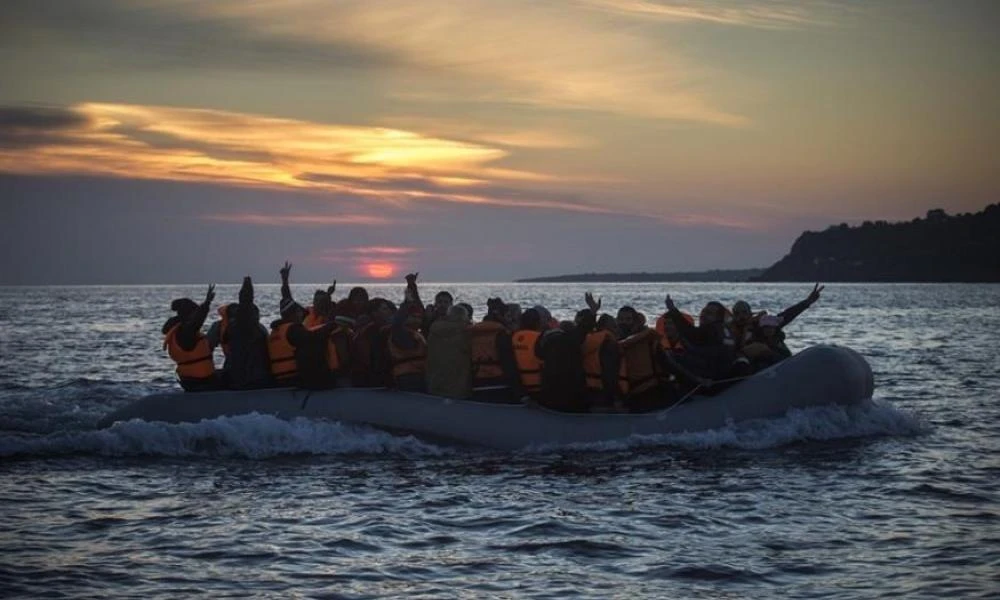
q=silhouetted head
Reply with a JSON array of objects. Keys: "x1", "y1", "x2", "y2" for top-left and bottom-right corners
[
  {"x1": 574, "y1": 309, "x2": 596, "y2": 334},
  {"x1": 486, "y1": 297, "x2": 506, "y2": 319},
  {"x1": 504, "y1": 303, "x2": 522, "y2": 330},
  {"x1": 368, "y1": 297, "x2": 395, "y2": 323},
  {"x1": 597, "y1": 313, "x2": 621, "y2": 338},
  {"x1": 171, "y1": 298, "x2": 198, "y2": 319},
  {"x1": 348, "y1": 287, "x2": 369, "y2": 311},
  {"x1": 313, "y1": 290, "x2": 332, "y2": 315},
  {"x1": 519, "y1": 308, "x2": 541, "y2": 331},
  {"x1": 617, "y1": 305, "x2": 639, "y2": 335},
  {"x1": 531, "y1": 305, "x2": 552, "y2": 330},
  {"x1": 447, "y1": 304, "x2": 470, "y2": 324},
  {"x1": 458, "y1": 302, "x2": 474, "y2": 321},
  {"x1": 433, "y1": 291, "x2": 453, "y2": 316},
  {"x1": 699, "y1": 301, "x2": 727, "y2": 327},
  {"x1": 732, "y1": 300, "x2": 752, "y2": 324}
]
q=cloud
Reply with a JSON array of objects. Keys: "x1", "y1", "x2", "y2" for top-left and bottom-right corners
[
  {"x1": 3, "y1": 0, "x2": 748, "y2": 126},
  {"x1": 578, "y1": 0, "x2": 832, "y2": 29},
  {"x1": 0, "y1": 102, "x2": 633, "y2": 218},
  {"x1": 201, "y1": 213, "x2": 391, "y2": 227}
]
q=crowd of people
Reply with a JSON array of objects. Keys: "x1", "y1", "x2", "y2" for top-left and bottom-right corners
[{"x1": 162, "y1": 263, "x2": 824, "y2": 413}]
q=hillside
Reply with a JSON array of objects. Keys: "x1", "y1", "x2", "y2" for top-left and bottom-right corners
[{"x1": 756, "y1": 205, "x2": 1000, "y2": 282}]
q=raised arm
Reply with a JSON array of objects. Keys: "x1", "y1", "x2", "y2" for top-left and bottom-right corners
[
  {"x1": 404, "y1": 272, "x2": 422, "y2": 307},
  {"x1": 664, "y1": 294, "x2": 699, "y2": 342},
  {"x1": 279, "y1": 261, "x2": 294, "y2": 304},
  {"x1": 777, "y1": 283, "x2": 824, "y2": 328}
]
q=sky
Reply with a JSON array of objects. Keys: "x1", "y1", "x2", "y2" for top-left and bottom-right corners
[{"x1": 1, "y1": 0, "x2": 998, "y2": 284}]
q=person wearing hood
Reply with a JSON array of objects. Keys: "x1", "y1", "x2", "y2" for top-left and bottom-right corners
[
  {"x1": 426, "y1": 304, "x2": 472, "y2": 399},
  {"x1": 162, "y1": 284, "x2": 218, "y2": 392},
  {"x1": 207, "y1": 276, "x2": 272, "y2": 390},
  {"x1": 467, "y1": 297, "x2": 519, "y2": 392},
  {"x1": 421, "y1": 290, "x2": 454, "y2": 337}
]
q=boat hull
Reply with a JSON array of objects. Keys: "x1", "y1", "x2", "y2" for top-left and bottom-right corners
[{"x1": 98, "y1": 345, "x2": 874, "y2": 450}]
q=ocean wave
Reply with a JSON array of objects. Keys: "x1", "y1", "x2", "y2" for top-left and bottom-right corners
[
  {"x1": 525, "y1": 399, "x2": 925, "y2": 453},
  {"x1": 0, "y1": 414, "x2": 448, "y2": 459}
]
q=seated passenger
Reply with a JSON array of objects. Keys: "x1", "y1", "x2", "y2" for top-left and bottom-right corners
[
  {"x1": 426, "y1": 305, "x2": 472, "y2": 399},
  {"x1": 335, "y1": 286, "x2": 371, "y2": 321},
  {"x1": 596, "y1": 313, "x2": 621, "y2": 340},
  {"x1": 503, "y1": 303, "x2": 522, "y2": 332},
  {"x1": 350, "y1": 298, "x2": 394, "y2": 387},
  {"x1": 207, "y1": 277, "x2": 272, "y2": 390},
  {"x1": 655, "y1": 310, "x2": 694, "y2": 353},
  {"x1": 268, "y1": 297, "x2": 338, "y2": 389},
  {"x1": 535, "y1": 320, "x2": 587, "y2": 412},
  {"x1": 740, "y1": 283, "x2": 824, "y2": 370},
  {"x1": 578, "y1": 308, "x2": 621, "y2": 411},
  {"x1": 468, "y1": 298, "x2": 519, "y2": 390},
  {"x1": 388, "y1": 300, "x2": 427, "y2": 392},
  {"x1": 511, "y1": 308, "x2": 545, "y2": 401},
  {"x1": 163, "y1": 285, "x2": 218, "y2": 392},
  {"x1": 664, "y1": 295, "x2": 741, "y2": 382},
  {"x1": 422, "y1": 290, "x2": 454, "y2": 336},
  {"x1": 616, "y1": 306, "x2": 642, "y2": 339}
]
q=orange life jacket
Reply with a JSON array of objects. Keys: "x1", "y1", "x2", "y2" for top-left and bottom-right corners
[
  {"x1": 511, "y1": 329, "x2": 543, "y2": 393},
  {"x1": 309, "y1": 323, "x2": 346, "y2": 372},
  {"x1": 216, "y1": 305, "x2": 231, "y2": 358},
  {"x1": 582, "y1": 330, "x2": 615, "y2": 392},
  {"x1": 468, "y1": 321, "x2": 505, "y2": 382},
  {"x1": 655, "y1": 311, "x2": 694, "y2": 352},
  {"x1": 388, "y1": 328, "x2": 427, "y2": 379},
  {"x1": 618, "y1": 329, "x2": 660, "y2": 397},
  {"x1": 268, "y1": 322, "x2": 298, "y2": 381},
  {"x1": 163, "y1": 324, "x2": 215, "y2": 380},
  {"x1": 303, "y1": 307, "x2": 327, "y2": 329}
]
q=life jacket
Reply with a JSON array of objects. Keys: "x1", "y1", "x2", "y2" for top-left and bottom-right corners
[
  {"x1": 163, "y1": 324, "x2": 215, "y2": 380},
  {"x1": 655, "y1": 311, "x2": 693, "y2": 352},
  {"x1": 388, "y1": 328, "x2": 427, "y2": 379},
  {"x1": 582, "y1": 330, "x2": 615, "y2": 392},
  {"x1": 303, "y1": 307, "x2": 327, "y2": 329},
  {"x1": 511, "y1": 329, "x2": 543, "y2": 394},
  {"x1": 309, "y1": 323, "x2": 346, "y2": 372},
  {"x1": 468, "y1": 321, "x2": 505, "y2": 382},
  {"x1": 216, "y1": 305, "x2": 232, "y2": 358},
  {"x1": 618, "y1": 329, "x2": 660, "y2": 397},
  {"x1": 268, "y1": 322, "x2": 298, "y2": 381}
]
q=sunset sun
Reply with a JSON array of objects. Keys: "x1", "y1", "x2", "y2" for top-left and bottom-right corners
[{"x1": 364, "y1": 262, "x2": 396, "y2": 279}]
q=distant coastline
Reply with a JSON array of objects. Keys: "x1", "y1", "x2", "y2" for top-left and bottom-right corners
[{"x1": 515, "y1": 269, "x2": 763, "y2": 283}]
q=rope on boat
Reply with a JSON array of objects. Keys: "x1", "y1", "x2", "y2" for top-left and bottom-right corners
[{"x1": 657, "y1": 374, "x2": 754, "y2": 420}]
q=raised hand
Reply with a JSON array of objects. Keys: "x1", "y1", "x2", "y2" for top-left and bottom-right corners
[
  {"x1": 807, "y1": 283, "x2": 825, "y2": 304},
  {"x1": 280, "y1": 261, "x2": 292, "y2": 280},
  {"x1": 664, "y1": 294, "x2": 677, "y2": 312},
  {"x1": 584, "y1": 291, "x2": 602, "y2": 312},
  {"x1": 405, "y1": 272, "x2": 419, "y2": 284},
  {"x1": 205, "y1": 283, "x2": 216, "y2": 304},
  {"x1": 328, "y1": 279, "x2": 337, "y2": 296}
]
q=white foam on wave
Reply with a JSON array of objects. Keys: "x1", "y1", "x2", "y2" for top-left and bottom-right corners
[
  {"x1": 526, "y1": 399, "x2": 926, "y2": 453},
  {"x1": 0, "y1": 413, "x2": 448, "y2": 459}
]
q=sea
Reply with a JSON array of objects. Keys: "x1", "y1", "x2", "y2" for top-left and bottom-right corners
[{"x1": 0, "y1": 283, "x2": 997, "y2": 599}]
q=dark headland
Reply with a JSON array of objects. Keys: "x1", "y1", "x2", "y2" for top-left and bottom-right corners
[{"x1": 519, "y1": 204, "x2": 1000, "y2": 283}]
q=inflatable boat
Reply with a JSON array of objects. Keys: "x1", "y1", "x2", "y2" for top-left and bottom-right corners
[{"x1": 98, "y1": 345, "x2": 873, "y2": 450}]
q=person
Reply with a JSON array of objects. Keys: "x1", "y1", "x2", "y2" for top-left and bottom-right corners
[
  {"x1": 162, "y1": 284, "x2": 218, "y2": 392},
  {"x1": 511, "y1": 308, "x2": 545, "y2": 400},
  {"x1": 616, "y1": 305, "x2": 642, "y2": 339},
  {"x1": 207, "y1": 276, "x2": 272, "y2": 389},
  {"x1": 335, "y1": 286, "x2": 371, "y2": 321},
  {"x1": 387, "y1": 273, "x2": 427, "y2": 392},
  {"x1": 503, "y1": 303, "x2": 522, "y2": 332},
  {"x1": 268, "y1": 291, "x2": 339, "y2": 389},
  {"x1": 458, "y1": 302, "x2": 474, "y2": 322},
  {"x1": 579, "y1": 293, "x2": 621, "y2": 410},
  {"x1": 276, "y1": 261, "x2": 336, "y2": 328},
  {"x1": 534, "y1": 319, "x2": 587, "y2": 412},
  {"x1": 742, "y1": 284, "x2": 825, "y2": 369},
  {"x1": 655, "y1": 310, "x2": 694, "y2": 353},
  {"x1": 664, "y1": 295, "x2": 742, "y2": 382},
  {"x1": 426, "y1": 304, "x2": 472, "y2": 399},
  {"x1": 729, "y1": 300, "x2": 759, "y2": 351},
  {"x1": 467, "y1": 297, "x2": 519, "y2": 390},
  {"x1": 422, "y1": 290, "x2": 454, "y2": 336},
  {"x1": 350, "y1": 297, "x2": 395, "y2": 387}
]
